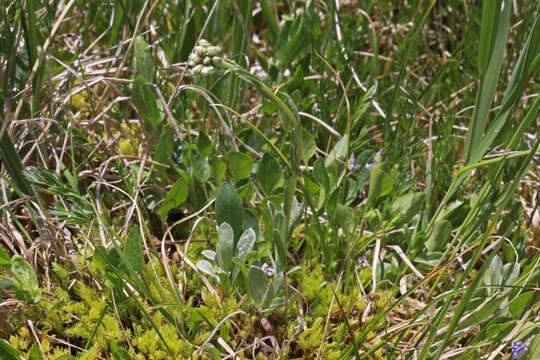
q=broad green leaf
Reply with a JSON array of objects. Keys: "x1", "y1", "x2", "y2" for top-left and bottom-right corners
[
  {"x1": 216, "y1": 222, "x2": 234, "y2": 272},
  {"x1": 154, "y1": 123, "x2": 174, "y2": 167},
  {"x1": 458, "y1": 296, "x2": 505, "y2": 331},
  {"x1": 28, "y1": 344, "x2": 43, "y2": 360},
  {"x1": 391, "y1": 192, "x2": 425, "y2": 225},
  {"x1": 263, "y1": 272, "x2": 284, "y2": 309},
  {"x1": 509, "y1": 291, "x2": 535, "y2": 319},
  {"x1": 243, "y1": 209, "x2": 262, "y2": 240},
  {"x1": 210, "y1": 156, "x2": 226, "y2": 185},
  {"x1": 196, "y1": 260, "x2": 219, "y2": 281},
  {"x1": 414, "y1": 252, "x2": 443, "y2": 267},
  {"x1": 197, "y1": 132, "x2": 212, "y2": 157},
  {"x1": 485, "y1": 318, "x2": 514, "y2": 341},
  {"x1": 226, "y1": 151, "x2": 253, "y2": 182},
  {"x1": 131, "y1": 76, "x2": 161, "y2": 133},
  {"x1": 191, "y1": 150, "x2": 211, "y2": 183},
  {"x1": 366, "y1": 162, "x2": 393, "y2": 206},
  {"x1": 313, "y1": 157, "x2": 329, "y2": 192},
  {"x1": 502, "y1": 261, "x2": 520, "y2": 286},
  {"x1": 236, "y1": 228, "x2": 256, "y2": 260},
  {"x1": 124, "y1": 227, "x2": 145, "y2": 272},
  {"x1": 289, "y1": 196, "x2": 303, "y2": 234},
  {"x1": 0, "y1": 246, "x2": 10, "y2": 270},
  {"x1": 529, "y1": 332, "x2": 540, "y2": 360},
  {"x1": 325, "y1": 135, "x2": 349, "y2": 167},
  {"x1": 335, "y1": 203, "x2": 355, "y2": 234},
  {"x1": 157, "y1": 177, "x2": 189, "y2": 219},
  {"x1": 11, "y1": 255, "x2": 40, "y2": 303},
  {"x1": 301, "y1": 128, "x2": 316, "y2": 164},
  {"x1": 484, "y1": 255, "x2": 503, "y2": 295},
  {"x1": 133, "y1": 35, "x2": 153, "y2": 82},
  {"x1": 0, "y1": 339, "x2": 20, "y2": 360},
  {"x1": 215, "y1": 182, "x2": 244, "y2": 241},
  {"x1": 262, "y1": 97, "x2": 279, "y2": 114},
  {"x1": 248, "y1": 265, "x2": 269, "y2": 304},
  {"x1": 201, "y1": 250, "x2": 216, "y2": 262},
  {"x1": 257, "y1": 153, "x2": 282, "y2": 195},
  {"x1": 425, "y1": 219, "x2": 452, "y2": 252},
  {"x1": 268, "y1": 272, "x2": 284, "y2": 300}
]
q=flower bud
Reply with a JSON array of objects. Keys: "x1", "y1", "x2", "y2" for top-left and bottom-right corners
[
  {"x1": 207, "y1": 46, "x2": 219, "y2": 56},
  {"x1": 192, "y1": 64, "x2": 203, "y2": 75},
  {"x1": 194, "y1": 46, "x2": 205, "y2": 56},
  {"x1": 212, "y1": 56, "x2": 221, "y2": 65},
  {"x1": 188, "y1": 53, "x2": 200, "y2": 63},
  {"x1": 201, "y1": 66, "x2": 214, "y2": 76},
  {"x1": 203, "y1": 56, "x2": 211, "y2": 65},
  {"x1": 198, "y1": 39, "x2": 210, "y2": 47}
]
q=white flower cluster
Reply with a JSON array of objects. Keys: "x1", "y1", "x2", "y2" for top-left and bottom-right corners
[{"x1": 188, "y1": 39, "x2": 222, "y2": 76}]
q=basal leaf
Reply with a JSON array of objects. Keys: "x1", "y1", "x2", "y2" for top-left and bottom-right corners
[
  {"x1": 157, "y1": 176, "x2": 189, "y2": 219},
  {"x1": 425, "y1": 219, "x2": 452, "y2": 252},
  {"x1": 248, "y1": 265, "x2": 269, "y2": 305},
  {"x1": 133, "y1": 35, "x2": 153, "y2": 82},
  {"x1": 236, "y1": 228, "x2": 256, "y2": 260},
  {"x1": 131, "y1": 76, "x2": 161, "y2": 134},
  {"x1": 325, "y1": 135, "x2": 349, "y2": 167},
  {"x1": 257, "y1": 153, "x2": 282, "y2": 195},
  {"x1": 124, "y1": 227, "x2": 145, "y2": 272},
  {"x1": 391, "y1": 192, "x2": 425, "y2": 225},
  {"x1": 196, "y1": 260, "x2": 219, "y2": 281},
  {"x1": 215, "y1": 182, "x2": 244, "y2": 241},
  {"x1": 226, "y1": 151, "x2": 253, "y2": 182},
  {"x1": 301, "y1": 128, "x2": 316, "y2": 164},
  {"x1": 154, "y1": 123, "x2": 174, "y2": 168},
  {"x1": 191, "y1": 149, "x2": 211, "y2": 183},
  {"x1": 366, "y1": 162, "x2": 393, "y2": 206},
  {"x1": 10, "y1": 255, "x2": 40, "y2": 304},
  {"x1": 485, "y1": 255, "x2": 503, "y2": 295},
  {"x1": 335, "y1": 203, "x2": 355, "y2": 234},
  {"x1": 216, "y1": 222, "x2": 234, "y2": 272}
]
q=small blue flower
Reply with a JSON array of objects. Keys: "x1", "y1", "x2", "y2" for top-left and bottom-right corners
[
  {"x1": 511, "y1": 341, "x2": 528, "y2": 359},
  {"x1": 364, "y1": 161, "x2": 375, "y2": 170},
  {"x1": 365, "y1": 149, "x2": 383, "y2": 170},
  {"x1": 348, "y1": 152, "x2": 358, "y2": 171}
]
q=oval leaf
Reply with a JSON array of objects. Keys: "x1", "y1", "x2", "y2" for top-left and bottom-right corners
[
  {"x1": 367, "y1": 162, "x2": 393, "y2": 206},
  {"x1": 157, "y1": 177, "x2": 189, "y2": 220},
  {"x1": 196, "y1": 260, "x2": 219, "y2": 281},
  {"x1": 215, "y1": 182, "x2": 244, "y2": 240},
  {"x1": 124, "y1": 227, "x2": 145, "y2": 272},
  {"x1": 257, "y1": 153, "x2": 282, "y2": 195},
  {"x1": 226, "y1": 151, "x2": 253, "y2": 182},
  {"x1": 248, "y1": 265, "x2": 269, "y2": 304},
  {"x1": 133, "y1": 35, "x2": 153, "y2": 81},
  {"x1": 236, "y1": 228, "x2": 256, "y2": 259},
  {"x1": 216, "y1": 223, "x2": 234, "y2": 272}
]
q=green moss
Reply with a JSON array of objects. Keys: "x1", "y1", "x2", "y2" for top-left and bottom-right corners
[
  {"x1": 301, "y1": 266, "x2": 324, "y2": 303},
  {"x1": 9, "y1": 335, "x2": 29, "y2": 352}
]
